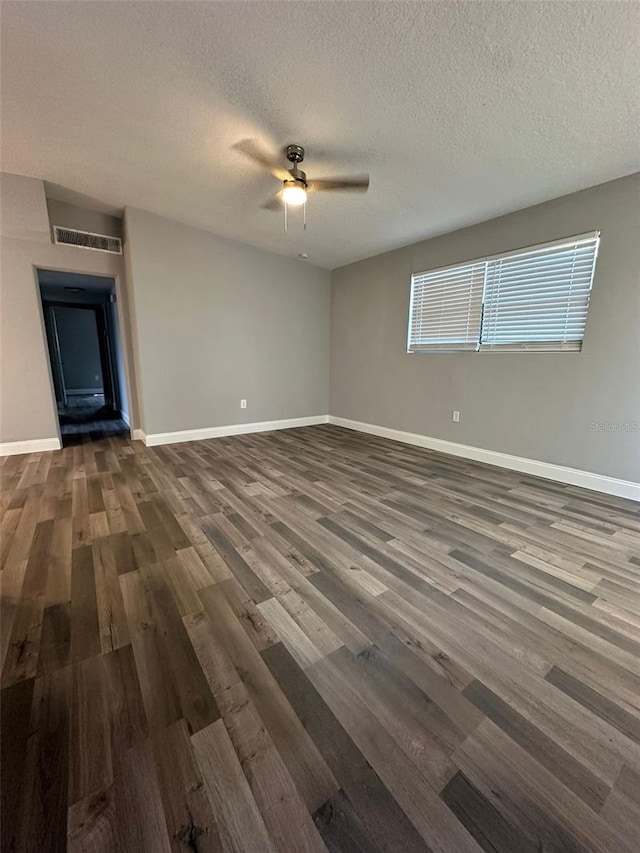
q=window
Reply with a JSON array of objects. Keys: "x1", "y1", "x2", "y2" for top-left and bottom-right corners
[
  {"x1": 407, "y1": 231, "x2": 599, "y2": 353},
  {"x1": 407, "y1": 261, "x2": 485, "y2": 352}
]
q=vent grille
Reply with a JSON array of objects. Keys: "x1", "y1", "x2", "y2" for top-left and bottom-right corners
[{"x1": 53, "y1": 226, "x2": 122, "y2": 254}]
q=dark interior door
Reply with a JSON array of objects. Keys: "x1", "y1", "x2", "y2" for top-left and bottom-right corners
[
  {"x1": 53, "y1": 306, "x2": 104, "y2": 396},
  {"x1": 44, "y1": 302, "x2": 116, "y2": 409}
]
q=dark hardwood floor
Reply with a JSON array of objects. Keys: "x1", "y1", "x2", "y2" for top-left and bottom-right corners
[
  {"x1": 1, "y1": 424, "x2": 639, "y2": 852},
  {"x1": 57, "y1": 393, "x2": 128, "y2": 444}
]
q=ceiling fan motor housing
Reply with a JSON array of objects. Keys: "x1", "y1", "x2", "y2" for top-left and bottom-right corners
[
  {"x1": 285, "y1": 144, "x2": 305, "y2": 164},
  {"x1": 286, "y1": 169, "x2": 307, "y2": 186}
]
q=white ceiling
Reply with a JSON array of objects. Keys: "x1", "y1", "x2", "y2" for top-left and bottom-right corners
[{"x1": 2, "y1": 1, "x2": 638, "y2": 269}]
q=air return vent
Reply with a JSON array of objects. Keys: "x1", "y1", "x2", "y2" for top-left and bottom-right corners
[{"x1": 53, "y1": 226, "x2": 122, "y2": 254}]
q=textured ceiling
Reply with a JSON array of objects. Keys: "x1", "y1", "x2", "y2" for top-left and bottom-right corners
[{"x1": 2, "y1": 1, "x2": 638, "y2": 269}]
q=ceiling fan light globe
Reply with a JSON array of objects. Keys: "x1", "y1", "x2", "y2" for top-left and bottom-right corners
[{"x1": 282, "y1": 182, "x2": 307, "y2": 206}]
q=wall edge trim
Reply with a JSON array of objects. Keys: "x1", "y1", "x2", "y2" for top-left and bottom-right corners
[
  {"x1": 140, "y1": 415, "x2": 329, "y2": 447},
  {"x1": 0, "y1": 437, "x2": 62, "y2": 456},
  {"x1": 7, "y1": 418, "x2": 634, "y2": 502},
  {"x1": 328, "y1": 416, "x2": 640, "y2": 502}
]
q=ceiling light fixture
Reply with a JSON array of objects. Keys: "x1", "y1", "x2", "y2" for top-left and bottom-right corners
[
  {"x1": 282, "y1": 180, "x2": 307, "y2": 207},
  {"x1": 281, "y1": 175, "x2": 307, "y2": 235}
]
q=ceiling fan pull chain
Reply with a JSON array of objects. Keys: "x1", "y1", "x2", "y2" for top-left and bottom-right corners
[
  {"x1": 303, "y1": 200, "x2": 307, "y2": 232},
  {"x1": 284, "y1": 201, "x2": 288, "y2": 236}
]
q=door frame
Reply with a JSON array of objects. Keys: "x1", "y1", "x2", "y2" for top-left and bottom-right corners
[{"x1": 33, "y1": 265, "x2": 137, "y2": 443}]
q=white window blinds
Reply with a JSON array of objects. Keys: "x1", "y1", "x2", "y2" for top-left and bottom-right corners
[
  {"x1": 407, "y1": 261, "x2": 485, "y2": 352},
  {"x1": 407, "y1": 231, "x2": 599, "y2": 354},
  {"x1": 480, "y1": 232, "x2": 599, "y2": 351}
]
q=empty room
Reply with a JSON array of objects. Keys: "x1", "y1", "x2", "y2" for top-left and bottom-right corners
[{"x1": 1, "y1": 2, "x2": 639, "y2": 851}]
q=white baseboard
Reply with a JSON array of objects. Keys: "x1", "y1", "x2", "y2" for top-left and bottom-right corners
[
  {"x1": 328, "y1": 416, "x2": 640, "y2": 502},
  {"x1": 2, "y1": 417, "x2": 635, "y2": 501},
  {"x1": 140, "y1": 415, "x2": 329, "y2": 448},
  {"x1": 0, "y1": 437, "x2": 62, "y2": 457}
]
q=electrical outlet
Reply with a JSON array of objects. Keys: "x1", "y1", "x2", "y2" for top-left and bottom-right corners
[
  {"x1": 452, "y1": 410, "x2": 460, "y2": 422},
  {"x1": 240, "y1": 399, "x2": 247, "y2": 409}
]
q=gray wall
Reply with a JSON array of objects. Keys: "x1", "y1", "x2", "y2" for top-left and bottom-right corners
[
  {"x1": 330, "y1": 174, "x2": 640, "y2": 481},
  {"x1": 52, "y1": 307, "x2": 103, "y2": 393},
  {"x1": 4, "y1": 170, "x2": 636, "y2": 483},
  {"x1": 46, "y1": 198, "x2": 122, "y2": 238},
  {"x1": 0, "y1": 173, "x2": 133, "y2": 444},
  {"x1": 124, "y1": 207, "x2": 331, "y2": 435}
]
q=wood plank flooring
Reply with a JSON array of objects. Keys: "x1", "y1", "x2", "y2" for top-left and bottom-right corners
[{"x1": 1, "y1": 424, "x2": 639, "y2": 852}]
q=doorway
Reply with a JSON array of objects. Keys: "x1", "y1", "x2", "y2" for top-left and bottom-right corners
[{"x1": 38, "y1": 269, "x2": 130, "y2": 444}]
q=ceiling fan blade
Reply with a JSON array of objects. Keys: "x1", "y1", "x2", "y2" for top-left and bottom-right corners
[
  {"x1": 233, "y1": 139, "x2": 290, "y2": 181},
  {"x1": 309, "y1": 175, "x2": 370, "y2": 192},
  {"x1": 261, "y1": 196, "x2": 283, "y2": 212}
]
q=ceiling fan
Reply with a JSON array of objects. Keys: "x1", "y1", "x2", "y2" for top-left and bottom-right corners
[{"x1": 233, "y1": 140, "x2": 369, "y2": 232}]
